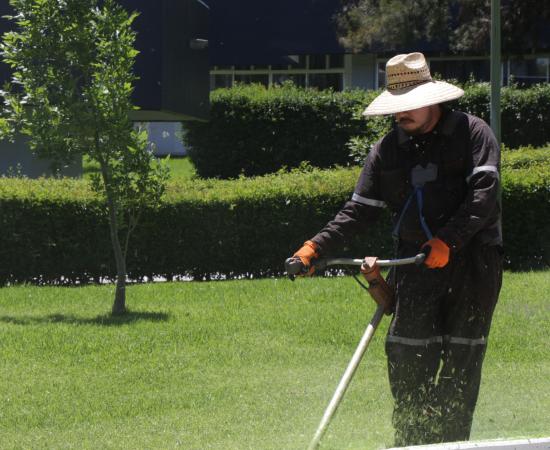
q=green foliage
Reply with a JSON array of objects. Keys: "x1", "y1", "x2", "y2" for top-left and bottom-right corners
[
  {"x1": 185, "y1": 83, "x2": 550, "y2": 179},
  {"x1": 502, "y1": 145, "x2": 550, "y2": 170},
  {"x1": 346, "y1": 114, "x2": 392, "y2": 165},
  {"x1": 336, "y1": 0, "x2": 450, "y2": 52},
  {"x1": 457, "y1": 83, "x2": 550, "y2": 149},
  {"x1": 335, "y1": 0, "x2": 550, "y2": 53},
  {"x1": 0, "y1": 0, "x2": 169, "y2": 312},
  {"x1": 501, "y1": 165, "x2": 550, "y2": 269},
  {"x1": 185, "y1": 83, "x2": 392, "y2": 178},
  {"x1": 454, "y1": 82, "x2": 491, "y2": 122},
  {"x1": 0, "y1": 0, "x2": 167, "y2": 206},
  {"x1": 0, "y1": 162, "x2": 548, "y2": 285},
  {"x1": 501, "y1": 84, "x2": 550, "y2": 149},
  {"x1": 454, "y1": 0, "x2": 550, "y2": 53}
]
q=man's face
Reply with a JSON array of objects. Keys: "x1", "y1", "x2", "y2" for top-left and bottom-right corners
[{"x1": 395, "y1": 105, "x2": 441, "y2": 135}]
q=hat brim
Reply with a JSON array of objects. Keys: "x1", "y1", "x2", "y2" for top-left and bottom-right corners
[{"x1": 362, "y1": 81, "x2": 464, "y2": 116}]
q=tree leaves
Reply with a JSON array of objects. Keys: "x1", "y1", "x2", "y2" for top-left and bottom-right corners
[
  {"x1": 335, "y1": 0, "x2": 550, "y2": 54},
  {"x1": 1, "y1": 0, "x2": 168, "y2": 312},
  {"x1": 336, "y1": 0, "x2": 450, "y2": 52}
]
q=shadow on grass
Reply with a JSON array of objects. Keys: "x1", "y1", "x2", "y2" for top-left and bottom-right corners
[{"x1": 0, "y1": 311, "x2": 169, "y2": 326}]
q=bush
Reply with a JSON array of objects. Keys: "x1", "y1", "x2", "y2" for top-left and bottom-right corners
[
  {"x1": 0, "y1": 162, "x2": 548, "y2": 285},
  {"x1": 501, "y1": 145, "x2": 550, "y2": 170},
  {"x1": 185, "y1": 84, "x2": 391, "y2": 178},
  {"x1": 458, "y1": 83, "x2": 550, "y2": 149},
  {"x1": 185, "y1": 83, "x2": 550, "y2": 179},
  {"x1": 0, "y1": 169, "x2": 363, "y2": 284},
  {"x1": 501, "y1": 165, "x2": 550, "y2": 269}
]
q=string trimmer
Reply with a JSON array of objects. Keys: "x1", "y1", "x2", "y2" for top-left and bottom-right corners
[{"x1": 285, "y1": 253, "x2": 426, "y2": 450}]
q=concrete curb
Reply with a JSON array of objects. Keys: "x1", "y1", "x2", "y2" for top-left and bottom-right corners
[{"x1": 387, "y1": 437, "x2": 550, "y2": 450}]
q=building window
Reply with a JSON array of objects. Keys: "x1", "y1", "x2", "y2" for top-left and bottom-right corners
[
  {"x1": 234, "y1": 74, "x2": 269, "y2": 87},
  {"x1": 270, "y1": 63, "x2": 290, "y2": 70},
  {"x1": 429, "y1": 59, "x2": 490, "y2": 82},
  {"x1": 508, "y1": 57, "x2": 550, "y2": 86},
  {"x1": 309, "y1": 54, "x2": 326, "y2": 70},
  {"x1": 210, "y1": 54, "x2": 346, "y2": 91},
  {"x1": 309, "y1": 73, "x2": 343, "y2": 91},
  {"x1": 211, "y1": 74, "x2": 232, "y2": 90},
  {"x1": 273, "y1": 73, "x2": 306, "y2": 87},
  {"x1": 329, "y1": 54, "x2": 344, "y2": 69}
]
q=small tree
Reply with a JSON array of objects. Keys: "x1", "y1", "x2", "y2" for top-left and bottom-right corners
[{"x1": 0, "y1": 0, "x2": 169, "y2": 314}]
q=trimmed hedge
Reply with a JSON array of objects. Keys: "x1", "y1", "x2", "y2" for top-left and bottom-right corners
[
  {"x1": 185, "y1": 84, "x2": 389, "y2": 178},
  {"x1": 185, "y1": 83, "x2": 550, "y2": 179},
  {"x1": 501, "y1": 165, "x2": 550, "y2": 269},
  {"x1": 459, "y1": 83, "x2": 550, "y2": 149},
  {"x1": 1, "y1": 161, "x2": 548, "y2": 285},
  {"x1": 501, "y1": 145, "x2": 550, "y2": 170}
]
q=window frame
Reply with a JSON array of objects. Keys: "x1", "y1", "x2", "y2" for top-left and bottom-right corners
[{"x1": 210, "y1": 54, "x2": 348, "y2": 90}]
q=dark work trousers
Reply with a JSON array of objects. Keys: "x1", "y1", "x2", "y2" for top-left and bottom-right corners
[{"x1": 385, "y1": 243, "x2": 503, "y2": 447}]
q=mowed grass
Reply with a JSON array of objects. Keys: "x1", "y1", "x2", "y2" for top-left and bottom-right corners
[
  {"x1": 82, "y1": 155, "x2": 196, "y2": 181},
  {"x1": 0, "y1": 271, "x2": 548, "y2": 450}
]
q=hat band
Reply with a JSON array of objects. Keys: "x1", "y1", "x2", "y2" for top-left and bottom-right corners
[{"x1": 387, "y1": 78, "x2": 432, "y2": 92}]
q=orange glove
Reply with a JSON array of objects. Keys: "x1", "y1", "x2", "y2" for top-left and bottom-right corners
[
  {"x1": 421, "y1": 237, "x2": 450, "y2": 269},
  {"x1": 292, "y1": 240, "x2": 319, "y2": 276}
]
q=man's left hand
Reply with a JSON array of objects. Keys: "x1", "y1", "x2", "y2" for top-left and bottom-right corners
[{"x1": 421, "y1": 237, "x2": 450, "y2": 268}]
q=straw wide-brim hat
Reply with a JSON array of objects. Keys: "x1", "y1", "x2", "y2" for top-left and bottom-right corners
[{"x1": 363, "y1": 52, "x2": 464, "y2": 116}]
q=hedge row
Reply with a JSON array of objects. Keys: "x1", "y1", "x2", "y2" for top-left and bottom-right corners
[
  {"x1": 501, "y1": 145, "x2": 550, "y2": 170},
  {"x1": 459, "y1": 83, "x2": 550, "y2": 149},
  {"x1": 1, "y1": 159, "x2": 548, "y2": 284},
  {"x1": 185, "y1": 83, "x2": 388, "y2": 178},
  {"x1": 185, "y1": 83, "x2": 550, "y2": 179}
]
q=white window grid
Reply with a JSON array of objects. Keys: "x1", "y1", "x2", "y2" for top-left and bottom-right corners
[
  {"x1": 506, "y1": 56, "x2": 550, "y2": 83},
  {"x1": 210, "y1": 54, "x2": 346, "y2": 89}
]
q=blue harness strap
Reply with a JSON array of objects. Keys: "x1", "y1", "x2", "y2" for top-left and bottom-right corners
[
  {"x1": 392, "y1": 186, "x2": 433, "y2": 241},
  {"x1": 415, "y1": 187, "x2": 433, "y2": 239}
]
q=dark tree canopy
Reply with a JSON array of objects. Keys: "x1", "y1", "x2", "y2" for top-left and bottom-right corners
[{"x1": 336, "y1": 0, "x2": 550, "y2": 54}]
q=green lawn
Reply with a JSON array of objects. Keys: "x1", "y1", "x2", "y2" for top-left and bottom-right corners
[
  {"x1": 0, "y1": 271, "x2": 548, "y2": 450},
  {"x1": 82, "y1": 155, "x2": 196, "y2": 181}
]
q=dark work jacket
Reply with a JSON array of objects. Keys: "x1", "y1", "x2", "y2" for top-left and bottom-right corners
[{"x1": 310, "y1": 110, "x2": 502, "y2": 255}]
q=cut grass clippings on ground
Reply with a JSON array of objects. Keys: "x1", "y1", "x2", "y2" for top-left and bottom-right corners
[{"x1": 0, "y1": 271, "x2": 548, "y2": 449}]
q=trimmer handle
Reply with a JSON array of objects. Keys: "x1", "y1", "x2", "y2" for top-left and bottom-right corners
[
  {"x1": 285, "y1": 257, "x2": 305, "y2": 280},
  {"x1": 286, "y1": 252, "x2": 427, "y2": 279},
  {"x1": 414, "y1": 252, "x2": 427, "y2": 265},
  {"x1": 314, "y1": 253, "x2": 427, "y2": 269}
]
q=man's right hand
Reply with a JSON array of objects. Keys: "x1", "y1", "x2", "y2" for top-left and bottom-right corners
[{"x1": 286, "y1": 240, "x2": 319, "y2": 277}]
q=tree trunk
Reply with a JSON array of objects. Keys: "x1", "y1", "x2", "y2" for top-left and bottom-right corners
[
  {"x1": 96, "y1": 142, "x2": 129, "y2": 315},
  {"x1": 112, "y1": 271, "x2": 127, "y2": 315},
  {"x1": 106, "y1": 193, "x2": 128, "y2": 315}
]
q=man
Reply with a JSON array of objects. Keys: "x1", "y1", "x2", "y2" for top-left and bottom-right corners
[{"x1": 288, "y1": 53, "x2": 502, "y2": 446}]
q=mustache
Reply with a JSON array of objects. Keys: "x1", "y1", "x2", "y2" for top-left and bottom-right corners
[{"x1": 397, "y1": 117, "x2": 413, "y2": 124}]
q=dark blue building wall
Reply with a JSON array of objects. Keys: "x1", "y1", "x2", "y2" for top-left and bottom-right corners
[
  {"x1": 208, "y1": 0, "x2": 550, "y2": 60},
  {"x1": 2, "y1": 1, "x2": 550, "y2": 88},
  {"x1": 0, "y1": 0, "x2": 209, "y2": 120},
  {"x1": 209, "y1": 0, "x2": 343, "y2": 66},
  {"x1": 0, "y1": 1, "x2": 164, "y2": 109},
  {"x1": 119, "y1": 0, "x2": 164, "y2": 112}
]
